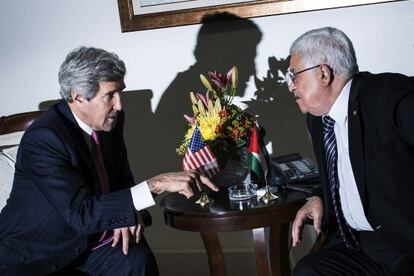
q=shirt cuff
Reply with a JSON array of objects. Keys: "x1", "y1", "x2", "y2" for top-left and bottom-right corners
[{"x1": 130, "y1": 180, "x2": 156, "y2": 211}]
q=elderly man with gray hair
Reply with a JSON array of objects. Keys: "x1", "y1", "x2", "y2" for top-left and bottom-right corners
[
  {"x1": 0, "y1": 46, "x2": 218, "y2": 275},
  {"x1": 287, "y1": 27, "x2": 414, "y2": 275}
]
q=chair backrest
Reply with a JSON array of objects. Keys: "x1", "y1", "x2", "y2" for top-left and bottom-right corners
[
  {"x1": 0, "y1": 110, "x2": 44, "y2": 211},
  {"x1": 0, "y1": 111, "x2": 44, "y2": 135}
]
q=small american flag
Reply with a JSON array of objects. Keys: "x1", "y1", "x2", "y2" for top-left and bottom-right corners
[{"x1": 182, "y1": 126, "x2": 219, "y2": 177}]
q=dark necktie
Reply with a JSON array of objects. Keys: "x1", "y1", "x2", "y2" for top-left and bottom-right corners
[
  {"x1": 91, "y1": 130, "x2": 113, "y2": 250},
  {"x1": 322, "y1": 115, "x2": 359, "y2": 249},
  {"x1": 91, "y1": 130, "x2": 110, "y2": 194}
]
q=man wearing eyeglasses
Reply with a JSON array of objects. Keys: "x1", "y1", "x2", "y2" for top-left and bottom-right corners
[{"x1": 288, "y1": 27, "x2": 414, "y2": 275}]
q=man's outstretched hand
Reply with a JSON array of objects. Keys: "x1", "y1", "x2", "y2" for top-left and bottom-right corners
[{"x1": 147, "y1": 171, "x2": 219, "y2": 198}]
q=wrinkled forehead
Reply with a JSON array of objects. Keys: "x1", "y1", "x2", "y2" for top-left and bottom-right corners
[{"x1": 288, "y1": 53, "x2": 304, "y2": 72}]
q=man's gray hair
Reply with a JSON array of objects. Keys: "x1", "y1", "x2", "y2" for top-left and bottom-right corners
[
  {"x1": 58, "y1": 46, "x2": 126, "y2": 102},
  {"x1": 289, "y1": 27, "x2": 358, "y2": 80}
]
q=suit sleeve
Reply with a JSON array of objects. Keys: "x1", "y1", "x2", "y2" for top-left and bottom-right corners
[{"x1": 19, "y1": 127, "x2": 137, "y2": 235}]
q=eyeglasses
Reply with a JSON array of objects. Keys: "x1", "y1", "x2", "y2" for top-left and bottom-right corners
[{"x1": 285, "y1": 64, "x2": 322, "y2": 86}]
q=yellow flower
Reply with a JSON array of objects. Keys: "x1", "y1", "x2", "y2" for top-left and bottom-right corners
[{"x1": 197, "y1": 108, "x2": 221, "y2": 141}]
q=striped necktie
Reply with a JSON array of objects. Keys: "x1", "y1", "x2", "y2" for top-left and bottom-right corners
[
  {"x1": 322, "y1": 115, "x2": 359, "y2": 249},
  {"x1": 91, "y1": 130, "x2": 113, "y2": 250}
]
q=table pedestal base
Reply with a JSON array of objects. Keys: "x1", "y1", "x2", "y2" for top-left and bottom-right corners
[{"x1": 200, "y1": 223, "x2": 291, "y2": 276}]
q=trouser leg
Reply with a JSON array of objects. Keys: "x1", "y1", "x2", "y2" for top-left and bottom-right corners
[
  {"x1": 293, "y1": 232, "x2": 383, "y2": 276},
  {"x1": 293, "y1": 231, "x2": 413, "y2": 276},
  {"x1": 76, "y1": 237, "x2": 159, "y2": 276}
]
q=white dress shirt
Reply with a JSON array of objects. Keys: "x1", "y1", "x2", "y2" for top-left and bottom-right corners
[
  {"x1": 325, "y1": 79, "x2": 373, "y2": 231},
  {"x1": 72, "y1": 112, "x2": 155, "y2": 211}
]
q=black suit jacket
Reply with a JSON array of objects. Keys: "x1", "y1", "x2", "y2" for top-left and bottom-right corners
[
  {"x1": 308, "y1": 72, "x2": 414, "y2": 258},
  {"x1": 0, "y1": 101, "x2": 139, "y2": 275}
]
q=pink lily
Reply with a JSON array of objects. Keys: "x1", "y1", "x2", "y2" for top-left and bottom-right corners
[
  {"x1": 196, "y1": 93, "x2": 208, "y2": 109},
  {"x1": 208, "y1": 70, "x2": 231, "y2": 92},
  {"x1": 183, "y1": 114, "x2": 195, "y2": 124}
]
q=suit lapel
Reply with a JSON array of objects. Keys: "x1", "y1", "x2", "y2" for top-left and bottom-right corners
[
  {"x1": 311, "y1": 117, "x2": 326, "y2": 174},
  {"x1": 347, "y1": 74, "x2": 368, "y2": 211},
  {"x1": 57, "y1": 102, "x2": 101, "y2": 194}
]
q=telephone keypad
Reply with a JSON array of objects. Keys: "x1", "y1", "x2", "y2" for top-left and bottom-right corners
[{"x1": 271, "y1": 154, "x2": 320, "y2": 185}]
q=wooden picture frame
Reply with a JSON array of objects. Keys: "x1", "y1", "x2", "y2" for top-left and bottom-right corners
[{"x1": 117, "y1": 0, "x2": 402, "y2": 32}]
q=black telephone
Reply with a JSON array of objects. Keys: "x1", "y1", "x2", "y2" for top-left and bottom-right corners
[{"x1": 270, "y1": 153, "x2": 320, "y2": 186}]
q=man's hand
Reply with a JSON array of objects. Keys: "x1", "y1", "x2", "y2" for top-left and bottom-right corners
[
  {"x1": 112, "y1": 224, "x2": 143, "y2": 255},
  {"x1": 292, "y1": 196, "x2": 323, "y2": 247},
  {"x1": 147, "y1": 171, "x2": 219, "y2": 198}
]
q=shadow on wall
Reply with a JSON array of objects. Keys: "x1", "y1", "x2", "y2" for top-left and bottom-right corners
[
  {"x1": 122, "y1": 89, "x2": 159, "y2": 181},
  {"x1": 246, "y1": 56, "x2": 314, "y2": 158},
  {"x1": 124, "y1": 12, "x2": 313, "y2": 182},
  {"x1": 152, "y1": 12, "x2": 263, "y2": 176}
]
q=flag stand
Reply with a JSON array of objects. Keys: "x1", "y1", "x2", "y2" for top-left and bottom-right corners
[
  {"x1": 260, "y1": 184, "x2": 278, "y2": 204},
  {"x1": 195, "y1": 192, "x2": 213, "y2": 207}
]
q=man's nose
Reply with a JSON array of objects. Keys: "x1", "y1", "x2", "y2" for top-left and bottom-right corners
[
  {"x1": 113, "y1": 93, "x2": 122, "y2": 111},
  {"x1": 288, "y1": 82, "x2": 295, "y2": 93}
]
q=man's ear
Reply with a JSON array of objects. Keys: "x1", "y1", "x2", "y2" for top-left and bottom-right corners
[
  {"x1": 320, "y1": 65, "x2": 333, "y2": 86},
  {"x1": 71, "y1": 91, "x2": 85, "y2": 107}
]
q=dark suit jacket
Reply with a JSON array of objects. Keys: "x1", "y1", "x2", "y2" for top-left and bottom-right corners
[
  {"x1": 0, "y1": 101, "x2": 140, "y2": 275},
  {"x1": 308, "y1": 72, "x2": 414, "y2": 258}
]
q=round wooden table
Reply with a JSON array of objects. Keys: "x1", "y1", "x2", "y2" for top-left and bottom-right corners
[{"x1": 160, "y1": 188, "x2": 307, "y2": 276}]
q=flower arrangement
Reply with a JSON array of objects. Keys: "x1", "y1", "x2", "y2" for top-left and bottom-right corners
[{"x1": 176, "y1": 66, "x2": 255, "y2": 168}]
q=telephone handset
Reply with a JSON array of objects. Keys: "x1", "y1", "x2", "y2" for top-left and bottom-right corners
[{"x1": 270, "y1": 153, "x2": 320, "y2": 185}]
